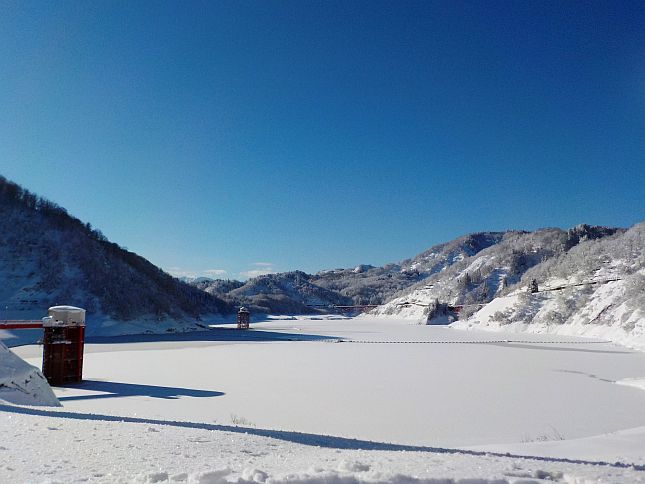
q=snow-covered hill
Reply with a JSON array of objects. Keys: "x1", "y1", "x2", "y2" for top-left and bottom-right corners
[
  {"x1": 227, "y1": 271, "x2": 352, "y2": 314},
  {"x1": 196, "y1": 227, "x2": 623, "y2": 319},
  {"x1": 0, "y1": 176, "x2": 232, "y2": 337},
  {"x1": 454, "y1": 223, "x2": 645, "y2": 350},
  {"x1": 0, "y1": 341, "x2": 59, "y2": 406},
  {"x1": 193, "y1": 278, "x2": 244, "y2": 295},
  {"x1": 313, "y1": 232, "x2": 506, "y2": 305},
  {"x1": 197, "y1": 232, "x2": 507, "y2": 313},
  {"x1": 372, "y1": 225, "x2": 621, "y2": 322}
]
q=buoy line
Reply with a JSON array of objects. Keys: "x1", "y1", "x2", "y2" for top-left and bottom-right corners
[{"x1": 334, "y1": 339, "x2": 612, "y2": 344}]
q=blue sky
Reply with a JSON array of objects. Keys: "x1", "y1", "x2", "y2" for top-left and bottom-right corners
[{"x1": 1, "y1": 1, "x2": 644, "y2": 279}]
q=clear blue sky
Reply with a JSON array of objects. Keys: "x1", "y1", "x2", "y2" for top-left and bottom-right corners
[{"x1": 1, "y1": 1, "x2": 644, "y2": 280}]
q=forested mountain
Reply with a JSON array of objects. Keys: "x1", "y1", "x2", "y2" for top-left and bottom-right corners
[
  {"x1": 194, "y1": 232, "x2": 508, "y2": 313},
  {"x1": 313, "y1": 232, "x2": 506, "y2": 305},
  {"x1": 3, "y1": 174, "x2": 636, "y2": 342},
  {"x1": 227, "y1": 271, "x2": 352, "y2": 314},
  {"x1": 374, "y1": 225, "x2": 621, "y2": 321},
  {"x1": 0, "y1": 176, "x2": 232, "y2": 334},
  {"x1": 454, "y1": 223, "x2": 645, "y2": 349},
  {"x1": 193, "y1": 278, "x2": 244, "y2": 295}
]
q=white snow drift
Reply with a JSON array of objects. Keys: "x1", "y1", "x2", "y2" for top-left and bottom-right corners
[{"x1": 0, "y1": 341, "x2": 59, "y2": 407}]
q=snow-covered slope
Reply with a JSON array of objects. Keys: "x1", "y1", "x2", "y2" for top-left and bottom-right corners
[
  {"x1": 194, "y1": 278, "x2": 244, "y2": 296},
  {"x1": 198, "y1": 232, "x2": 507, "y2": 314},
  {"x1": 453, "y1": 223, "x2": 645, "y2": 350},
  {"x1": 228, "y1": 271, "x2": 352, "y2": 313},
  {"x1": 196, "y1": 227, "x2": 621, "y2": 319},
  {"x1": 0, "y1": 175, "x2": 232, "y2": 337},
  {"x1": 312, "y1": 232, "x2": 506, "y2": 306},
  {"x1": 0, "y1": 341, "x2": 59, "y2": 406},
  {"x1": 372, "y1": 226, "x2": 620, "y2": 322}
]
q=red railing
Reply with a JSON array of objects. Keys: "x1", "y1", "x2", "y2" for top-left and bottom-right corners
[{"x1": 0, "y1": 320, "x2": 44, "y2": 330}]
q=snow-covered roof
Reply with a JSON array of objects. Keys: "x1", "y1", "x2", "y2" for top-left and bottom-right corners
[{"x1": 49, "y1": 305, "x2": 85, "y2": 312}]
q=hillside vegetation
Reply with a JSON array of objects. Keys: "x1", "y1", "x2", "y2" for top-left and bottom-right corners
[
  {"x1": 0, "y1": 176, "x2": 231, "y2": 334},
  {"x1": 197, "y1": 232, "x2": 506, "y2": 313},
  {"x1": 373, "y1": 225, "x2": 620, "y2": 321},
  {"x1": 454, "y1": 223, "x2": 645, "y2": 349},
  {"x1": 3, "y1": 175, "x2": 641, "y2": 347}
]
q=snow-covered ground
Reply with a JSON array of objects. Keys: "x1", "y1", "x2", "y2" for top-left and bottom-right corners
[
  {"x1": 0, "y1": 341, "x2": 59, "y2": 407},
  {"x1": 3, "y1": 316, "x2": 645, "y2": 482}
]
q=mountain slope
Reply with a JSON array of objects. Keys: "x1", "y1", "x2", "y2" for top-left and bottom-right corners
[
  {"x1": 197, "y1": 232, "x2": 507, "y2": 313},
  {"x1": 312, "y1": 232, "x2": 506, "y2": 306},
  {"x1": 453, "y1": 223, "x2": 645, "y2": 349},
  {"x1": 0, "y1": 176, "x2": 232, "y2": 336},
  {"x1": 227, "y1": 271, "x2": 352, "y2": 314},
  {"x1": 372, "y1": 225, "x2": 621, "y2": 322}
]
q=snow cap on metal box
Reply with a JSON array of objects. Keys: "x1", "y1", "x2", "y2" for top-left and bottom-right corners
[{"x1": 43, "y1": 306, "x2": 86, "y2": 327}]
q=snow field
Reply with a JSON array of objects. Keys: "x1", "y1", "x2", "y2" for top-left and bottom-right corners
[
  {"x1": 4, "y1": 316, "x2": 645, "y2": 482},
  {"x1": 2, "y1": 404, "x2": 644, "y2": 483},
  {"x1": 19, "y1": 320, "x2": 645, "y2": 447}
]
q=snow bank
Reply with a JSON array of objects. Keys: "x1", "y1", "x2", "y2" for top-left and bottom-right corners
[
  {"x1": 3, "y1": 404, "x2": 641, "y2": 483},
  {"x1": 0, "y1": 341, "x2": 60, "y2": 406}
]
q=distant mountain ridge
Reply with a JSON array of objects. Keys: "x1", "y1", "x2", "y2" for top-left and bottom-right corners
[
  {"x1": 313, "y1": 232, "x2": 506, "y2": 305},
  {"x1": 2, "y1": 174, "x2": 636, "y2": 343},
  {"x1": 227, "y1": 271, "x2": 352, "y2": 314},
  {"x1": 0, "y1": 176, "x2": 232, "y2": 336},
  {"x1": 196, "y1": 231, "x2": 509, "y2": 313},
  {"x1": 197, "y1": 225, "x2": 625, "y2": 318}
]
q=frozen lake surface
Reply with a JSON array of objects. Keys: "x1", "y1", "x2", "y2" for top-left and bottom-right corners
[
  {"x1": 5, "y1": 316, "x2": 645, "y2": 482},
  {"x1": 12, "y1": 316, "x2": 645, "y2": 447}
]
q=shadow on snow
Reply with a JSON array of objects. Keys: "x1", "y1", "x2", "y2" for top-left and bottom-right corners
[
  {"x1": 86, "y1": 328, "x2": 337, "y2": 345},
  {"x1": 486, "y1": 342, "x2": 631, "y2": 354},
  {"x1": 0, "y1": 403, "x2": 643, "y2": 472},
  {"x1": 56, "y1": 380, "x2": 224, "y2": 401}
]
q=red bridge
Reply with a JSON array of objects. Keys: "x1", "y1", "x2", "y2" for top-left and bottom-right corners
[{"x1": 0, "y1": 320, "x2": 44, "y2": 330}]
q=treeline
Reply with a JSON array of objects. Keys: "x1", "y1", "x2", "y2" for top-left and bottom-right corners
[
  {"x1": 0, "y1": 175, "x2": 232, "y2": 321},
  {"x1": 0, "y1": 175, "x2": 108, "y2": 242},
  {"x1": 197, "y1": 232, "x2": 511, "y2": 313},
  {"x1": 228, "y1": 271, "x2": 352, "y2": 314},
  {"x1": 489, "y1": 223, "x2": 644, "y2": 330}
]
